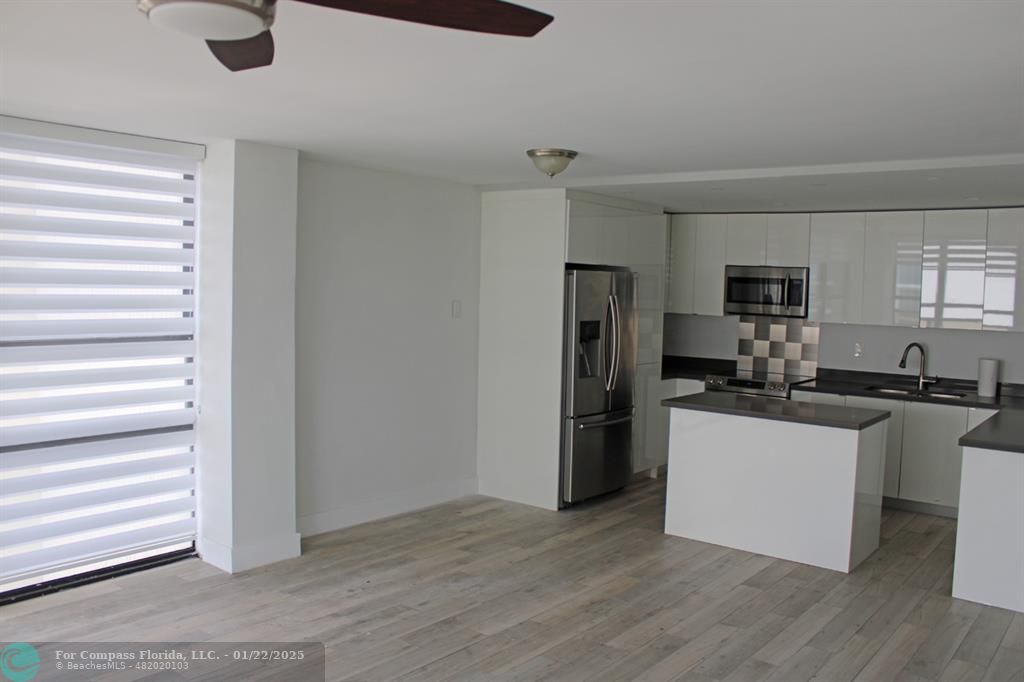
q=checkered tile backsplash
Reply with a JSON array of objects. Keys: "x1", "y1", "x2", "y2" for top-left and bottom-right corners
[{"x1": 736, "y1": 315, "x2": 819, "y2": 376}]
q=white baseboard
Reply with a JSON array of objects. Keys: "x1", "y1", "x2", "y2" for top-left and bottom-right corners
[
  {"x1": 198, "y1": 531, "x2": 301, "y2": 573},
  {"x1": 297, "y1": 476, "x2": 478, "y2": 537}
]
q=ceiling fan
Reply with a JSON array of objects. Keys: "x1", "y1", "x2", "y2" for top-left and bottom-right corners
[{"x1": 137, "y1": 0, "x2": 553, "y2": 72}]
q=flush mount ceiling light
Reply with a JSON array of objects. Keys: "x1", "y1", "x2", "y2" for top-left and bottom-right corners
[
  {"x1": 526, "y1": 148, "x2": 578, "y2": 178},
  {"x1": 138, "y1": 0, "x2": 275, "y2": 40}
]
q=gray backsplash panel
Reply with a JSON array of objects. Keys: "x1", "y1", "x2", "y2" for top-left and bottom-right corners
[
  {"x1": 737, "y1": 315, "x2": 819, "y2": 376},
  {"x1": 818, "y1": 324, "x2": 1024, "y2": 383},
  {"x1": 664, "y1": 313, "x2": 1024, "y2": 383}
]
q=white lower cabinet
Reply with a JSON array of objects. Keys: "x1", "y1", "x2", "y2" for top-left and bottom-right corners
[
  {"x1": 845, "y1": 395, "x2": 905, "y2": 498},
  {"x1": 634, "y1": 376, "x2": 703, "y2": 473},
  {"x1": 900, "y1": 402, "x2": 970, "y2": 507}
]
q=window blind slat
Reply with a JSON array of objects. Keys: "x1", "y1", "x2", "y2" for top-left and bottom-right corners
[
  {"x1": 1, "y1": 429, "x2": 193, "y2": 472},
  {"x1": 0, "y1": 187, "x2": 195, "y2": 221},
  {"x1": 1, "y1": 496, "x2": 196, "y2": 549},
  {"x1": 0, "y1": 240, "x2": 196, "y2": 266},
  {"x1": 0, "y1": 214, "x2": 195, "y2": 243},
  {"x1": 0, "y1": 363, "x2": 195, "y2": 392},
  {"x1": 2, "y1": 474, "x2": 195, "y2": 524},
  {"x1": 0, "y1": 266, "x2": 194, "y2": 288},
  {"x1": 1, "y1": 294, "x2": 194, "y2": 312},
  {"x1": 0, "y1": 157, "x2": 196, "y2": 197},
  {"x1": 2, "y1": 452, "x2": 195, "y2": 496},
  {"x1": 0, "y1": 317, "x2": 195, "y2": 343},
  {"x1": 0, "y1": 410, "x2": 196, "y2": 448},
  {"x1": 1, "y1": 385, "x2": 195, "y2": 419},
  {"x1": 1, "y1": 339, "x2": 194, "y2": 364},
  {"x1": 0, "y1": 518, "x2": 196, "y2": 578}
]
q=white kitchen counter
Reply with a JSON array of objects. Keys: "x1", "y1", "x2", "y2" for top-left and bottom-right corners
[{"x1": 663, "y1": 395, "x2": 889, "y2": 572}]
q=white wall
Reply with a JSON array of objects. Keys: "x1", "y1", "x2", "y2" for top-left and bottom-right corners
[
  {"x1": 477, "y1": 189, "x2": 567, "y2": 511},
  {"x1": 295, "y1": 157, "x2": 481, "y2": 536},
  {"x1": 197, "y1": 140, "x2": 301, "y2": 573},
  {"x1": 819, "y1": 324, "x2": 1024, "y2": 383}
]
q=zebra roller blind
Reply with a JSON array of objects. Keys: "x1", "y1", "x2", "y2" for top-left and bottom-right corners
[{"x1": 0, "y1": 120, "x2": 202, "y2": 594}]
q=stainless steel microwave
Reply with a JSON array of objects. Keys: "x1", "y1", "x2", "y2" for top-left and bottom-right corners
[{"x1": 723, "y1": 265, "x2": 809, "y2": 317}]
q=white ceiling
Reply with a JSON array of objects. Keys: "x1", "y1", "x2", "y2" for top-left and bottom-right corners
[{"x1": 1, "y1": 0, "x2": 1022, "y2": 211}]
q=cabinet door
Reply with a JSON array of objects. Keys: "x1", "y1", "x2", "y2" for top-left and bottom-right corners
[
  {"x1": 900, "y1": 402, "x2": 968, "y2": 507},
  {"x1": 984, "y1": 208, "x2": 1024, "y2": 331},
  {"x1": 668, "y1": 215, "x2": 697, "y2": 314},
  {"x1": 634, "y1": 363, "x2": 674, "y2": 473},
  {"x1": 791, "y1": 389, "x2": 846, "y2": 406},
  {"x1": 645, "y1": 378, "x2": 704, "y2": 471},
  {"x1": 846, "y1": 395, "x2": 905, "y2": 498},
  {"x1": 620, "y1": 214, "x2": 668, "y2": 267},
  {"x1": 809, "y1": 213, "x2": 866, "y2": 324},
  {"x1": 765, "y1": 214, "x2": 810, "y2": 267},
  {"x1": 863, "y1": 212, "x2": 924, "y2": 327},
  {"x1": 693, "y1": 215, "x2": 728, "y2": 315},
  {"x1": 565, "y1": 199, "x2": 603, "y2": 264},
  {"x1": 726, "y1": 214, "x2": 767, "y2": 266},
  {"x1": 635, "y1": 266, "x2": 665, "y2": 364},
  {"x1": 920, "y1": 210, "x2": 987, "y2": 330}
]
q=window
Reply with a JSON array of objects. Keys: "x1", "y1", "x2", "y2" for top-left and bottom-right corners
[{"x1": 0, "y1": 120, "x2": 202, "y2": 596}]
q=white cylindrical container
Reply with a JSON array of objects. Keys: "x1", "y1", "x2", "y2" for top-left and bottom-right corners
[{"x1": 978, "y1": 358, "x2": 1000, "y2": 398}]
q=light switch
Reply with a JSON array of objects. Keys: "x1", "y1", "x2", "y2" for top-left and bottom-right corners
[{"x1": 451, "y1": 299, "x2": 462, "y2": 319}]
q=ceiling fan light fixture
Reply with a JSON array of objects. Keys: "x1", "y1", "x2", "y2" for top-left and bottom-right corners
[
  {"x1": 138, "y1": 0, "x2": 274, "y2": 40},
  {"x1": 526, "y1": 148, "x2": 578, "y2": 178}
]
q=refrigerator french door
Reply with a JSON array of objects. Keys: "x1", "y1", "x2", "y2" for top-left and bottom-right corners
[{"x1": 561, "y1": 265, "x2": 638, "y2": 505}]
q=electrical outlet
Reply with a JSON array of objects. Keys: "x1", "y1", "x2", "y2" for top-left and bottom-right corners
[{"x1": 853, "y1": 342, "x2": 863, "y2": 358}]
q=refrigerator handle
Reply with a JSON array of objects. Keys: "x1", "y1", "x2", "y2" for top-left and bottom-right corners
[
  {"x1": 610, "y1": 294, "x2": 621, "y2": 390},
  {"x1": 603, "y1": 295, "x2": 614, "y2": 392},
  {"x1": 577, "y1": 414, "x2": 633, "y2": 430},
  {"x1": 609, "y1": 294, "x2": 619, "y2": 391}
]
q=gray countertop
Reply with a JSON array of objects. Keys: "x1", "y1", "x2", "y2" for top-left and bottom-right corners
[
  {"x1": 661, "y1": 391, "x2": 891, "y2": 431},
  {"x1": 959, "y1": 409, "x2": 1024, "y2": 454}
]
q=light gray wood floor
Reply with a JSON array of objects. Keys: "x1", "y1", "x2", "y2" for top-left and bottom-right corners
[{"x1": 2, "y1": 478, "x2": 1022, "y2": 681}]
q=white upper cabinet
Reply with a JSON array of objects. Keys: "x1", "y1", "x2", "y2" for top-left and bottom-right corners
[
  {"x1": 765, "y1": 214, "x2": 810, "y2": 267},
  {"x1": 566, "y1": 199, "x2": 665, "y2": 267},
  {"x1": 726, "y1": 214, "x2": 767, "y2": 266},
  {"x1": 809, "y1": 213, "x2": 866, "y2": 324},
  {"x1": 668, "y1": 215, "x2": 698, "y2": 314},
  {"x1": 693, "y1": 215, "x2": 728, "y2": 316},
  {"x1": 565, "y1": 198, "x2": 667, "y2": 365},
  {"x1": 983, "y1": 207, "x2": 1024, "y2": 332},
  {"x1": 920, "y1": 210, "x2": 988, "y2": 330},
  {"x1": 862, "y1": 212, "x2": 924, "y2": 327}
]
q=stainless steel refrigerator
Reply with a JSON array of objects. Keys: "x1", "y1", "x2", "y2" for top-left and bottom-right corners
[{"x1": 560, "y1": 265, "x2": 638, "y2": 506}]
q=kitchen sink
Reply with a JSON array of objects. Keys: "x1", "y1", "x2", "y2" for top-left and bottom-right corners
[{"x1": 865, "y1": 386, "x2": 965, "y2": 399}]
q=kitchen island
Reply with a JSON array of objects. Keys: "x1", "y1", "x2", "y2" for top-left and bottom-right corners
[
  {"x1": 662, "y1": 392, "x2": 890, "y2": 572},
  {"x1": 953, "y1": 410, "x2": 1024, "y2": 612}
]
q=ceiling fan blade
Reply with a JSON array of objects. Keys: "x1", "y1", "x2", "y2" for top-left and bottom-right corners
[
  {"x1": 206, "y1": 30, "x2": 275, "y2": 71},
  {"x1": 295, "y1": 0, "x2": 553, "y2": 37}
]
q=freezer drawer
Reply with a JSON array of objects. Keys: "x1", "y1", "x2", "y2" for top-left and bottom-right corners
[{"x1": 563, "y1": 409, "x2": 633, "y2": 504}]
